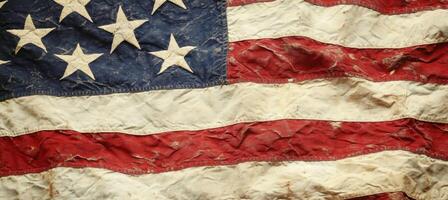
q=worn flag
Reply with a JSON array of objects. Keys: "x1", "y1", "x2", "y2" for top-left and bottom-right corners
[{"x1": 0, "y1": 0, "x2": 447, "y2": 199}]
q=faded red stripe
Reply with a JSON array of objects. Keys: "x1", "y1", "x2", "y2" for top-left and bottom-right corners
[
  {"x1": 228, "y1": 0, "x2": 274, "y2": 7},
  {"x1": 306, "y1": 0, "x2": 448, "y2": 14},
  {"x1": 228, "y1": 36, "x2": 448, "y2": 84},
  {"x1": 1, "y1": 119, "x2": 448, "y2": 176},
  {"x1": 228, "y1": 0, "x2": 448, "y2": 15},
  {"x1": 349, "y1": 192, "x2": 413, "y2": 200}
]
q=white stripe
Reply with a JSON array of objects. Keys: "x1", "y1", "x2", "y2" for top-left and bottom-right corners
[
  {"x1": 227, "y1": 0, "x2": 448, "y2": 48},
  {"x1": 1, "y1": 78, "x2": 448, "y2": 136},
  {"x1": 1, "y1": 151, "x2": 447, "y2": 200}
]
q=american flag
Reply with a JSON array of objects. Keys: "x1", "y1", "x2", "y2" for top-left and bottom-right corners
[{"x1": 0, "y1": 0, "x2": 447, "y2": 199}]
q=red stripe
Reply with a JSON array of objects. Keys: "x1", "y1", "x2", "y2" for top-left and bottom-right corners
[
  {"x1": 228, "y1": 36, "x2": 448, "y2": 84},
  {"x1": 228, "y1": 0, "x2": 274, "y2": 7},
  {"x1": 228, "y1": 0, "x2": 448, "y2": 15},
  {"x1": 306, "y1": 0, "x2": 448, "y2": 14},
  {"x1": 1, "y1": 119, "x2": 447, "y2": 176},
  {"x1": 349, "y1": 192, "x2": 413, "y2": 200}
]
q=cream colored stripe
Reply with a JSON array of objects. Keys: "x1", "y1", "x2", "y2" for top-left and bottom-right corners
[
  {"x1": 1, "y1": 78, "x2": 448, "y2": 136},
  {"x1": 227, "y1": 0, "x2": 448, "y2": 48},
  {"x1": 1, "y1": 151, "x2": 447, "y2": 200}
]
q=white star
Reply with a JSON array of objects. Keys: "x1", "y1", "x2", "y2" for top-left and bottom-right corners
[
  {"x1": 55, "y1": 43, "x2": 102, "y2": 80},
  {"x1": 53, "y1": 0, "x2": 93, "y2": 22},
  {"x1": 151, "y1": 0, "x2": 187, "y2": 15},
  {"x1": 7, "y1": 15, "x2": 55, "y2": 54},
  {"x1": 149, "y1": 34, "x2": 196, "y2": 74},
  {"x1": 0, "y1": 1, "x2": 7, "y2": 9},
  {"x1": 99, "y1": 6, "x2": 147, "y2": 53}
]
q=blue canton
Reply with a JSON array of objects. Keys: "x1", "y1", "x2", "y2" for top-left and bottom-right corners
[{"x1": 0, "y1": 0, "x2": 227, "y2": 101}]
